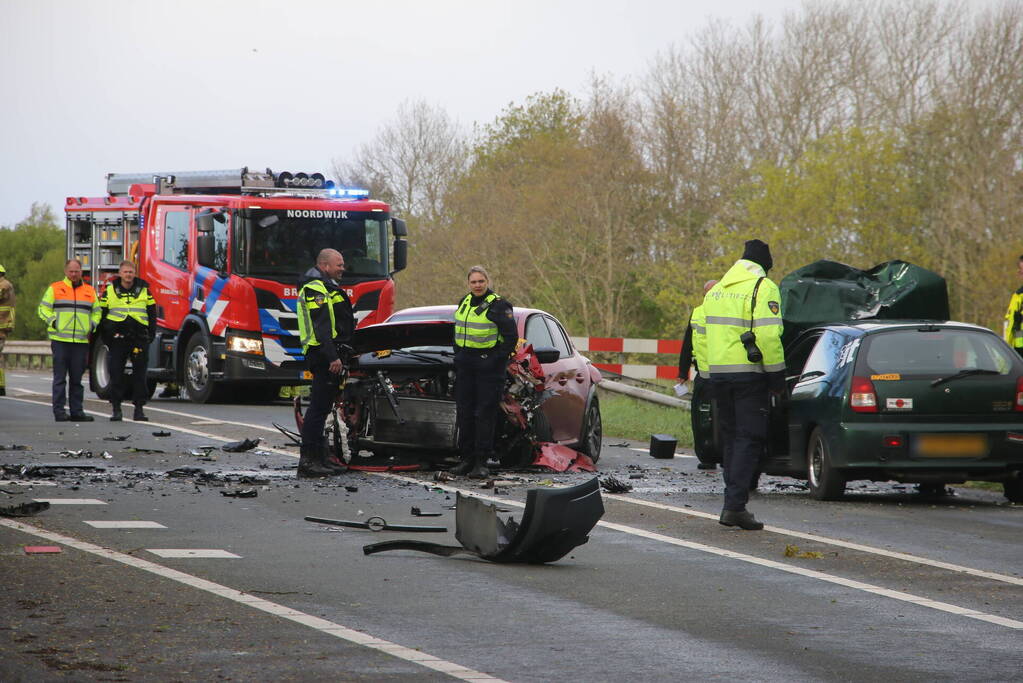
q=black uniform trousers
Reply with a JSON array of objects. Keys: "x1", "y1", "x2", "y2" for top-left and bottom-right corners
[
  {"x1": 108, "y1": 338, "x2": 149, "y2": 406},
  {"x1": 454, "y1": 349, "x2": 505, "y2": 459},
  {"x1": 711, "y1": 376, "x2": 769, "y2": 511},
  {"x1": 690, "y1": 375, "x2": 711, "y2": 462},
  {"x1": 51, "y1": 341, "x2": 88, "y2": 416},
  {"x1": 301, "y1": 346, "x2": 340, "y2": 448}
]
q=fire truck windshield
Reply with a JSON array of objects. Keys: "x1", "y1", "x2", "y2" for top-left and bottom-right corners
[{"x1": 236, "y1": 209, "x2": 389, "y2": 279}]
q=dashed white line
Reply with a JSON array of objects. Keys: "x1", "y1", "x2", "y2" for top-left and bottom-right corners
[
  {"x1": 0, "y1": 518, "x2": 504, "y2": 681},
  {"x1": 7, "y1": 394, "x2": 1021, "y2": 631},
  {"x1": 630, "y1": 446, "x2": 695, "y2": 459},
  {"x1": 34, "y1": 498, "x2": 107, "y2": 505},
  {"x1": 146, "y1": 548, "x2": 240, "y2": 558},
  {"x1": 84, "y1": 520, "x2": 167, "y2": 529}
]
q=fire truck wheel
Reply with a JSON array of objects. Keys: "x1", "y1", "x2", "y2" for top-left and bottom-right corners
[
  {"x1": 183, "y1": 334, "x2": 225, "y2": 403},
  {"x1": 89, "y1": 339, "x2": 114, "y2": 400}
]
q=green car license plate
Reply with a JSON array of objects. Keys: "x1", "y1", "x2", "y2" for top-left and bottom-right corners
[{"x1": 914, "y1": 433, "x2": 988, "y2": 458}]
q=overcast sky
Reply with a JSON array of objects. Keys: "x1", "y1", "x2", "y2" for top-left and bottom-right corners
[{"x1": 0, "y1": 0, "x2": 809, "y2": 228}]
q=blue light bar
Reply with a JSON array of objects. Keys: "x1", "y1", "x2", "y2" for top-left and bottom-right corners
[{"x1": 330, "y1": 187, "x2": 370, "y2": 199}]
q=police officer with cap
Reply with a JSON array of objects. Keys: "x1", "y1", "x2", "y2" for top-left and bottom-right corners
[
  {"x1": 296, "y1": 248, "x2": 354, "y2": 478},
  {"x1": 703, "y1": 239, "x2": 785, "y2": 530},
  {"x1": 100, "y1": 260, "x2": 156, "y2": 421},
  {"x1": 451, "y1": 265, "x2": 517, "y2": 478}
]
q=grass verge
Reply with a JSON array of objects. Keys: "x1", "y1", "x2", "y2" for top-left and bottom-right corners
[{"x1": 598, "y1": 389, "x2": 693, "y2": 446}]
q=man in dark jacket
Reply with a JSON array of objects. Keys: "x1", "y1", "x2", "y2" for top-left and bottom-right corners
[
  {"x1": 100, "y1": 261, "x2": 156, "y2": 421},
  {"x1": 296, "y1": 249, "x2": 355, "y2": 477}
]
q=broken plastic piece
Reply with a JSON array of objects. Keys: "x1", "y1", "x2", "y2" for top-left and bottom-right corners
[
  {"x1": 166, "y1": 467, "x2": 207, "y2": 478},
  {"x1": 24, "y1": 545, "x2": 62, "y2": 554},
  {"x1": 304, "y1": 515, "x2": 447, "y2": 533},
  {"x1": 0, "y1": 444, "x2": 31, "y2": 451},
  {"x1": 410, "y1": 506, "x2": 443, "y2": 517},
  {"x1": 364, "y1": 477, "x2": 604, "y2": 564},
  {"x1": 532, "y1": 443, "x2": 597, "y2": 473},
  {"x1": 103, "y1": 435, "x2": 131, "y2": 441},
  {"x1": 221, "y1": 488, "x2": 258, "y2": 498},
  {"x1": 0, "y1": 501, "x2": 51, "y2": 517},
  {"x1": 152, "y1": 430, "x2": 171, "y2": 437},
  {"x1": 222, "y1": 438, "x2": 261, "y2": 452},
  {"x1": 600, "y1": 476, "x2": 633, "y2": 493}
]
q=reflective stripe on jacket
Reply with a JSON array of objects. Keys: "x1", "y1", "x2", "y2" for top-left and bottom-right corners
[
  {"x1": 297, "y1": 278, "x2": 338, "y2": 353},
  {"x1": 703, "y1": 259, "x2": 785, "y2": 376},
  {"x1": 454, "y1": 292, "x2": 502, "y2": 349},
  {"x1": 0, "y1": 277, "x2": 14, "y2": 332},
  {"x1": 37, "y1": 278, "x2": 100, "y2": 344},
  {"x1": 101, "y1": 281, "x2": 155, "y2": 326},
  {"x1": 1004, "y1": 287, "x2": 1023, "y2": 348},
  {"x1": 691, "y1": 304, "x2": 707, "y2": 378}
]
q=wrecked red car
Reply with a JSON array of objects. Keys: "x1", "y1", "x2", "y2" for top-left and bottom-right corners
[{"x1": 338, "y1": 305, "x2": 603, "y2": 470}]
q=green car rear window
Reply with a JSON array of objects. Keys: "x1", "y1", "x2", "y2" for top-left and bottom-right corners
[{"x1": 856, "y1": 329, "x2": 1016, "y2": 377}]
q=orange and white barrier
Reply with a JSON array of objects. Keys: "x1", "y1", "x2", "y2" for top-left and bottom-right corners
[{"x1": 570, "y1": 336, "x2": 683, "y2": 380}]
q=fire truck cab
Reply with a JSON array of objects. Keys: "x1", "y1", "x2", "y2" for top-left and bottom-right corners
[{"x1": 66, "y1": 168, "x2": 407, "y2": 403}]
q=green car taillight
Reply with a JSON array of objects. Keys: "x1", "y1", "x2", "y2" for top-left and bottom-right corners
[{"x1": 850, "y1": 376, "x2": 878, "y2": 413}]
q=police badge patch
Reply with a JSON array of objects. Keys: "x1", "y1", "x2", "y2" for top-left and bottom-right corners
[
  {"x1": 768, "y1": 301, "x2": 779, "y2": 314},
  {"x1": 313, "y1": 294, "x2": 325, "y2": 305}
]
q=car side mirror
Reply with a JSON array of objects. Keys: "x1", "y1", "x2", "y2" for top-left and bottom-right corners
[
  {"x1": 196, "y1": 208, "x2": 226, "y2": 233},
  {"x1": 533, "y1": 346, "x2": 560, "y2": 364},
  {"x1": 391, "y1": 217, "x2": 407, "y2": 237}
]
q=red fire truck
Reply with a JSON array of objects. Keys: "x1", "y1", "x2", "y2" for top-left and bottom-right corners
[{"x1": 66, "y1": 168, "x2": 407, "y2": 403}]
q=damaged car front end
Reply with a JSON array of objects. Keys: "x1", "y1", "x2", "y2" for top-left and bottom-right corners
[{"x1": 331, "y1": 308, "x2": 602, "y2": 471}]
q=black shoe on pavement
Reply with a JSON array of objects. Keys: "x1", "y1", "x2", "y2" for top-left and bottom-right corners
[
  {"x1": 297, "y1": 445, "x2": 334, "y2": 478},
  {"x1": 0, "y1": 387, "x2": 5, "y2": 396},
  {"x1": 157, "y1": 385, "x2": 179, "y2": 399},
  {"x1": 69, "y1": 413, "x2": 94, "y2": 422},
  {"x1": 467, "y1": 464, "x2": 491, "y2": 479},
  {"x1": 696, "y1": 462, "x2": 717, "y2": 470},
  {"x1": 719, "y1": 509, "x2": 764, "y2": 531},
  {"x1": 320, "y1": 442, "x2": 347, "y2": 473},
  {"x1": 450, "y1": 459, "x2": 474, "y2": 476},
  {"x1": 110, "y1": 404, "x2": 123, "y2": 422},
  {"x1": 133, "y1": 406, "x2": 149, "y2": 422},
  {"x1": 54, "y1": 413, "x2": 69, "y2": 422}
]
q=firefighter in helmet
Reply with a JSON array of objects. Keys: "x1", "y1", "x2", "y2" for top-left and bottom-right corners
[
  {"x1": 99, "y1": 260, "x2": 156, "y2": 421},
  {"x1": 451, "y1": 265, "x2": 517, "y2": 478}
]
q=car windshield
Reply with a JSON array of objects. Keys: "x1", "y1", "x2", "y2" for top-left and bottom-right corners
[
  {"x1": 236, "y1": 209, "x2": 388, "y2": 279},
  {"x1": 856, "y1": 328, "x2": 1017, "y2": 377}
]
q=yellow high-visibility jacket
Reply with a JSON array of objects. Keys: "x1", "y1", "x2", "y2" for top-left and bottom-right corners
[{"x1": 703, "y1": 259, "x2": 785, "y2": 377}]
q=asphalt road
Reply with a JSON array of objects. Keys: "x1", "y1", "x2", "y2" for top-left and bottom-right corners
[{"x1": 2, "y1": 370, "x2": 1021, "y2": 682}]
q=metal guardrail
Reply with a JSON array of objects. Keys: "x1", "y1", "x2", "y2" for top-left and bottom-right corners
[{"x1": 1, "y1": 340, "x2": 53, "y2": 369}]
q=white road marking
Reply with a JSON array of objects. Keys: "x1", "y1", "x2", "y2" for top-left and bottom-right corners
[
  {"x1": 9, "y1": 374, "x2": 31, "y2": 378},
  {"x1": 600, "y1": 494, "x2": 1023, "y2": 587},
  {"x1": 34, "y1": 498, "x2": 107, "y2": 505},
  {"x1": 7, "y1": 394, "x2": 1021, "y2": 629},
  {"x1": 13, "y1": 387, "x2": 34, "y2": 394},
  {"x1": 381, "y1": 473, "x2": 1023, "y2": 630},
  {"x1": 190, "y1": 420, "x2": 225, "y2": 425},
  {"x1": 146, "y1": 548, "x2": 240, "y2": 558},
  {"x1": 0, "y1": 480, "x2": 58, "y2": 487},
  {"x1": 0, "y1": 518, "x2": 505, "y2": 681},
  {"x1": 85, "y1": 520, "x2": 166, "y2": 529},
  {"x1": 595, "y1": 519, "x2": 1023, "y2": 630}
]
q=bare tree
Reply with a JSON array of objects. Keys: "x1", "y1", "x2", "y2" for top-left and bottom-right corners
[{"x1": 331, "y1": 99, "x2": 467, "y2": 222}]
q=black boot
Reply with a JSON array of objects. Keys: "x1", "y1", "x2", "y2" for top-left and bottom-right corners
[
  {"x1": 718, "y1": 509, "x2": 764, "y2": 531},
  {"x1": 320, "y1": 440, "x2": 347, "y2": 473},
  {"x1": 110, "y1": 403, "x2": 123, "y2": 422},
  {"x1": 297, "y1": 444, "x2": 333, "y2": 478},
  {"x1": 450, "y1": 457, "x2": 474, "y2": 476},
  {"x1": 133, "y1": 405, "x2": 149, "y2": 422},
  {"x1": 467, "y1": 453, "x2": 491, "y2": 480}
]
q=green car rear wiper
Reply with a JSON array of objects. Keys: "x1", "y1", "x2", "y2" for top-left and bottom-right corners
[{"x1": 930, "y1": 368, "x2": 1000, "y2": 388}]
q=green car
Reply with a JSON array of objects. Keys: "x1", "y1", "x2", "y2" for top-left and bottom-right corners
[{"x1": 696, "y1": 320, "x2": 1023, "y2": 502}]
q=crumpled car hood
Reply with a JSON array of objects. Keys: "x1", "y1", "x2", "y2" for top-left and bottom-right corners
[{"x1": 351, "y1": 320, "x2": 454, "y2": 355}]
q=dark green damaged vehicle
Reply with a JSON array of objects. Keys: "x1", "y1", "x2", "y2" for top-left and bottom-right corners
[{"x1": 695, "y1": 261, "x2": 1023, "y2": 502}]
